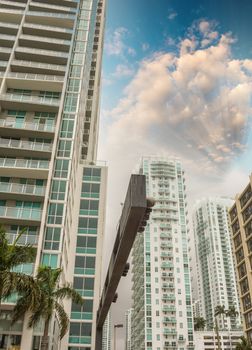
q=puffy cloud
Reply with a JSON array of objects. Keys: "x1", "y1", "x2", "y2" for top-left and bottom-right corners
[{"x1": 100, "y1": 28, "x2": 252, "y2": 180}]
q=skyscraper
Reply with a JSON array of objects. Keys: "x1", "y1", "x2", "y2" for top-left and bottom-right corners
[
  {"x1": 0, "y1": 1, "x2": 107, "y2": 349},
  {"x1": 192, "y1": 198, "x2": 241, "y2": 330},
  {"x1": 229, "y1": 175, "x2": 252, "y2": 342},
  {"x1": 131, "y1": 156, "x2": 194, "y2": 350},
  {"x1": 125, "y1": 309, "x2": 133, "y2": 350}
]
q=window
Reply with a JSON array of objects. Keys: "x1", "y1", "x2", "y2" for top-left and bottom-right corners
[
  {"x1": 78, "y1": 217, "x2": 98, "y2": 234},
  {"x1": 76, "y1": 235, "x2": 97, "y2": 253},
  {"x1": 42, "y1": 253, "x2": 58, "y2": 268},
  {"x1": 47, "y1": 203, "x2": 64, "y2": 225},
  {"x1": 44, "y1": 227, "x2": 61, "y2": 250}
]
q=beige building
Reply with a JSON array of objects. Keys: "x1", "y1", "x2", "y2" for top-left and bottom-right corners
[
  {"x1": 0, "y1": 0, "x2": 107, "y2": 350},
  {"x1": 229, "y1": 174, "x2": 252, "y2": 342},
  {"x1": 194, "y1": 330, "x2": 243, "y2": 350}
]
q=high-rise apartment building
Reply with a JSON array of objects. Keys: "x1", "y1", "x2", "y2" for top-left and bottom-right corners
[
  {"x1": 229, "y1": 175, "x2": 252, "y2": 342},
  {"x1": 192, "y1": 198, "x2": 241, "y2": 331},
  {"x1": 102, "y1": 311, "x2": 111, "y2": 350},
  {"x1": 125, "y1": 308, "x2": 133, "y2": 350},
  {"x1": 0, "y1": 1, "x2": 107, "y2": 350},
  {"x1": 131, "y1": 156, "x2": 194, "y2": 350}
]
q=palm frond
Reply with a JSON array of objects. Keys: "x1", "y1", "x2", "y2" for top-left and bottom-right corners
[
  {"x1": 12, "y1": 294, "x2": 31, "y2": 324},
  {"x1": 54, "y1": 285, "x2": 83, "y2": 305},
  {"x1": 8, "y1": 245, "x2": 36, "y2": 268},
  {"x1": 55, "y1": 301, "x2": 69, "y2": 339}
]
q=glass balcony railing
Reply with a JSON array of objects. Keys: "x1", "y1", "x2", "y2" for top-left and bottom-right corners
[
  {"x1": 11, "y1": 59, "x2": 66, "y2": 73},
  {"x1": 0, "y1": 158, "x2": 49, "y2": 169},
  {"x1": 0, "y1": 118, "x2": 55, "y2": 132},
  {"x1": 23, "y1": 23, "x2": 73, "y2": 35},
  {"x1": 0, "y1": 182, "x2": 45, "y2": 196},
  {"x1": 0, "y1": 206, "x2": 42, "y2": 221},
  {"x1": 7, "y1": 72, "x2": 64, "y2": 82},
  {"x1": 26, "y1": 10, "x2": 75, "y2": 20},
  {"x1": 20, "y1": 34, "x2": 71, "y2": 47},
  {"x1": 0, "y1": 138, "x2": 52, "y2": 152},
  {"x1": 15, "y1": 47, "x2": 69, "y2": 59},
  {"x1": 1, "y1": 93, "x2": 60, "y2": 107}
]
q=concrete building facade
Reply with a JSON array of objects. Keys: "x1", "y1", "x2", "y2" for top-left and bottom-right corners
[
  {"x1": 131, "y1": 156, "x2": 194, "y2": 350},
  {"x1": 194, "y1": 330, "x2": 243, "y2": 350},
  {"x1": 229, "y1": 175, "x2": 252, "y2": 342},
  {"x1": 192, "y1": 198, "x2": 241, "y2": 331},
  {"x1": 0, "y1": 0, "x2": 107, "y2": 349}
]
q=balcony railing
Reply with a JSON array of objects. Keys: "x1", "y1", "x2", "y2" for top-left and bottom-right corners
[
  {"x1": 0, "y1": 182, "x2": 45, "y2": 196},
  {"x1": 23, "y1": 23, "x2": 73, "y2": 35},
  {"x1": 0, "y1": 138, "x2": 52, "y2": 152},
  {"x1": 11, "y1": 59, "x2": 66, "y2": 73},
  {"x1": 7, "y1": 72, "x2": 64, "y2": 82},
  {"x1": 19, "y1": 34, "x2": 71, "y2": 47},
  {"x1": 0, "y1": 206, "x2": 42, "y2": 221},
  {"x1": 0, "y1": 119, "x2": 55, "y2": 132},
  {"x1": 15, "y1": 47, "x2": 69, "y2": 59},
  {"x1": 0, "y1": 93, "x2": 60, "y2": 107},
  {"x1": 0, "y1": 158, "x2": 49, "y2": 170}
]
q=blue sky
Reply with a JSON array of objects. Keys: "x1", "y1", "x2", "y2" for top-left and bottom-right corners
[{"x1": 102, "y1": 0, "x2": 252, "y2": 103}]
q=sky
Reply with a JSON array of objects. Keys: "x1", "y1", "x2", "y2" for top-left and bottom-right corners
[{"x1": 97, "y1": 0, "x2": 252, "y2": 348}]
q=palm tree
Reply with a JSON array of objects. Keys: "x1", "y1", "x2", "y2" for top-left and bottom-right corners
[
  {"x1": 0, "y1": 225, "x2": 38, "y2": 310},
  {"x1": 214, "y1": 305, "x2": 226, "y2": 350},
  {"x1": 12, "y1": 266, "x2": 83, "y2": 350},
  {"x1": 226, "y1": 306, "x2": 239, "y2": 330},
  {"x1": 236, "y1": 336, "x2": 252, "y2": 350},
  {"x1": 194, "y1": 316, "x2": 206, "y2": 331}
]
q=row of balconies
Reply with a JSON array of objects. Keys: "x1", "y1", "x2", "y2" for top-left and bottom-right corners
[{"x1": 0, "y1": 92, "x2": 60, "y2": 112}]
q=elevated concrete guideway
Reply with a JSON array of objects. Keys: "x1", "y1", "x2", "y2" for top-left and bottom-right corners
[{"x1": 95, "y1": 174, "x2": 154, "y2": 349}]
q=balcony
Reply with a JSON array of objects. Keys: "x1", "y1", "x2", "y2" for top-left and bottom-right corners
[
  {"x1": 0, "y1": 206, "x2": 42, "y2": 225},
  {"x1": 29, "y1": 1, "x2": 77, "y2": 15},
  {"x1": 22, "y1": 23, "x2": 73, "y2": 40},
  {"x1": 19, "y1": 34, "x2": 71, "y2": 52},
  {"x1": 0, "y1": 47, "x2": 11, "y2": 60},
  {"x1": 11, "y1": 59, "x2": 66, "y2": 75},
  {"x1": 6, "y1": 72, "x2": 64, "y2": 91},
  {"x1": 0, "y1": 118, "x2": 55, "y2": 138},
  {"x1": 25, "y1": 11, "x2": 75, "y2": 29},
  {"x1": 0, "y1": 138, "x2": 52, "y2": 158},
  {"x1": 0, "y1": 93, "x2": 60, "y2": 112},
  {"x1": 0, "y1": 33, "x2": 16, "y2": 47},
  {"x1": 15, "y1": 47, "x2": 68, "y2": 65},
  {"x1": 0, "y1": 9, "x2": 23, "y2": 24},
  {"x1": 0, "y1": 182, "x2": 45, "y2": 201},
  {"x1": 0, "y1": 158, "x2": 49, "y2": 179},
  {"x1": 0, "y1": 21, "x2": 18, "y2": 35}
]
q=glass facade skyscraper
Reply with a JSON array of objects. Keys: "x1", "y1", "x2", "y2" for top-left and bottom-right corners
[
  {"x1": 0, "y1": 1, "x2": 107, "y2": 350},
  {"x1": 131, "y1": 156, "x2": 194, "y2": 350}
]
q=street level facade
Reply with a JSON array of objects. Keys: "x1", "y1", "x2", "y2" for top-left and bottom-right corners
[
  {"x1": 229, "y1": 174, "x2": 252, "y2": 342},
  {"x1": 192, "y1": 198, "x2": 241, "y2": 331},
  {"x1": 194, "y1": 330, "x2": 243, "y2": 350},
  {"x1": 0, "y1": 0, "x2": 107, "y2": 350},
  {"x1": 131, "y1": 156, "x2": 194, "y2": 350}
]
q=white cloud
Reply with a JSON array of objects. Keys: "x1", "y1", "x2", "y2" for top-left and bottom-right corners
[
  {"x1": 100, "y1": 27, "x2": 252, "y2": 181},
  {"x1": 168, "y1": 11, "x2": 177, "y2": 20},
  {"x1": 142, "y1": 42, "x2": 150, "y2": 51},
  {"x1": 112, "y1": 64, "x2": 135, "y2": 78},
  {"x1": 105, "y1": 27, "x2": 135, "y2": 57}
]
